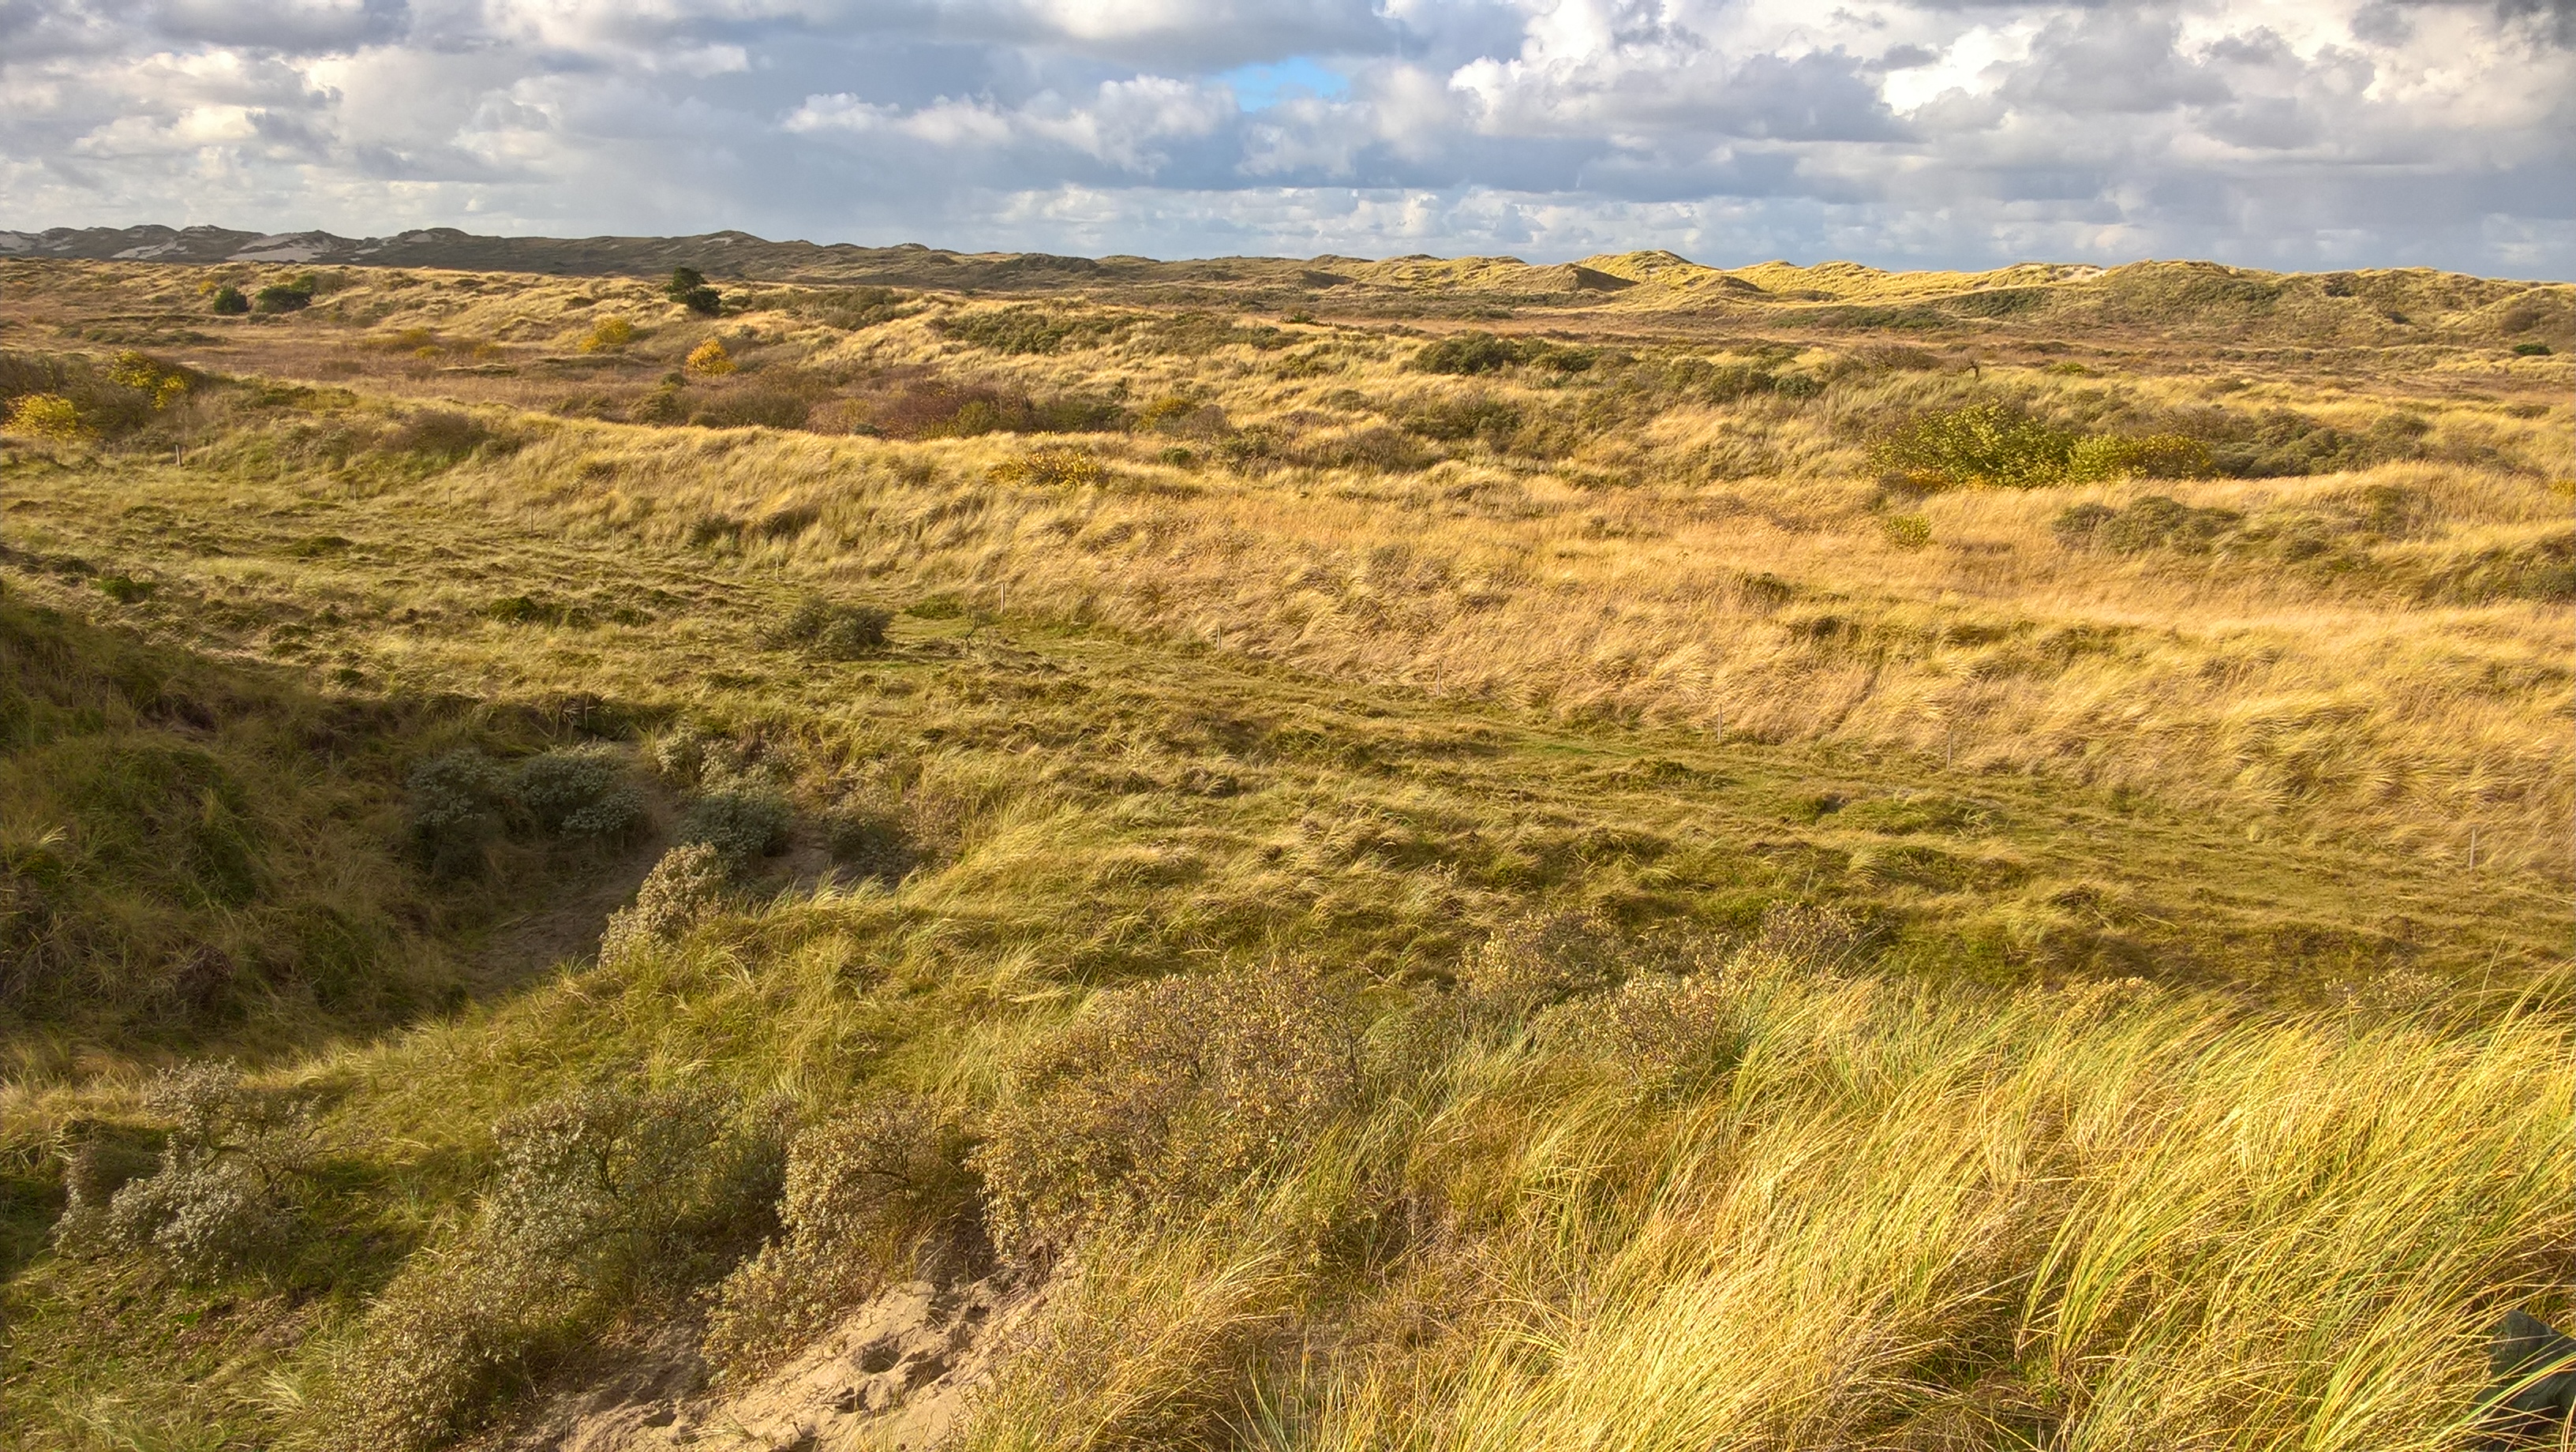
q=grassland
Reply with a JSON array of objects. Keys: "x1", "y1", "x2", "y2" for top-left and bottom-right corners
[{"x1": 0, "y1": 249, "x2": 2570, "y2": 1451}]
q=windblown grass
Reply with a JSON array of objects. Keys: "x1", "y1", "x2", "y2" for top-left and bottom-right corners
[{"x1": 0, "y1": 252, "x2": 2570, "y2": 1451}]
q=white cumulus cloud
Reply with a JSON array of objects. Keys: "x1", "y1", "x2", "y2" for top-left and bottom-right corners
[{"x1": 0, "y1": 0, "x2": 2567, "y2": 272}]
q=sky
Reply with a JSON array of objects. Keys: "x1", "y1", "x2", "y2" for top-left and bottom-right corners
[{"x1": 2, "y1": 0, "x2": 2571, "y2": 275}]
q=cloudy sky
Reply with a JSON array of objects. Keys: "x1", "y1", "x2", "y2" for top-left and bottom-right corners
[{"x1": 2, "y1": 0, "x2": 2570, "y2": 274}]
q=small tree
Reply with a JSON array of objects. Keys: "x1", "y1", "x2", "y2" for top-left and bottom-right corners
[{"x1": 667, "y1": 268, "x2": 721, "y2": 316}]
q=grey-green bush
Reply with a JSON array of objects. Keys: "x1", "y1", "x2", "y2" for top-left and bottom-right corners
[
  {"x1": 327, "y1": 1083, "x2": 783, "y2": 1451},
  {"x1": 975, "y1": 967, "x2": 1361, "y2": 1256},
  {"x1": 515, "y1": 743, "x2": 643, "y2": 838},
  {"x1": 406, "y1": 747, "x2": 511, "y2": 876},
  {"x1": 703, "y1": 1095, "x2": 983, "y2": 1377},
  {"x1": 676, "y1": 789, "x2": 791, "y2": 869},
  {"x1": 599, "y1": 842, "x2": 729, "y2": 961},
  {"x1": 56, "y1": 1061, "x2": 312, "y2": 1282},
  {"x1": 762, "y1": 597, "x2": 892, "y2": 660}
]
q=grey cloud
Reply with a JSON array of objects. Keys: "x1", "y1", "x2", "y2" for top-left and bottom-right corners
[
  {"x1": 2005, "y1": 11, "x2": 2233, "y2": 114},
  {"x1": 2493, "y1": 0, "x2": 2575, "y2": 43},
  {"x1": 151, "y1": 0, "x2": 410, "y2": 51}
]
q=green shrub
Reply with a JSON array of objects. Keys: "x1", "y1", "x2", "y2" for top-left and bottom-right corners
[
  {"x1": 1413, "y1": 331, "x2": 1526, "y2": 375},
  {"x1": 1878, "y1": 404, "x2": 2216, "y2": 491},
  {"x1": 703, "y1": 1095, "x2": 983, "y2": 1377},
  {"x1": 676, "y1": 789, "x2": 791, "y2": 869},
  {"x1": 383, "y1": 409, "x2": 495, "y2": 464},
  {"x1": 405, "y1": 748, "x2": 512, "y2": 877},
  {"x1": 2175, "y1": 406, "x2": 2376, "y2": 477},
  {"x1": 2510, "y1": 342, "x2": 2552, "y2": 357},
  {"x1": 514, "y1": 744, "x2": 643, "y2": 839},
  {"x1": 936, "y1": 305, "x2": 1108, "y2": 355},
  {"x1": 2057, "y1": 495, "x2": 2244, "y2": 555},
  {"x1": 56, "y1": 1062, "x2": 313, "y2": 1282},
  {"x1": 210, "y1": 286, "x2": 249, "y2": 316},
  {"x1": 760, "y1": 597, "x2": 891, "y2": 658},
  {"x1": 2051, "y1": 502, "x2": 2119, "y2": 548},
  {"x1": 1881, "y1": 513, "x2": 1933, "y2": 549},
  {"x1": 666, "y1": 268, "x2": 722, "y2": 316},
  {"x1": 1402, "y1": 394, "x2": 1521, "y2": 445},
  {"x1": 975, "y1": 967, "x2": 1362, "y2": 1256},
  {"x1": 2066, "y1": 432, "x2": 2216, "y2": 482},
  {"x1": 253, "y1": 283, "x2": 312, "y2": 314},
  {"x1": 1870, "y1": 401, "x2": 2080, "y2": 489},
  {"x1": 408, "y1": 744, "x2": 642, "y2": 874}
]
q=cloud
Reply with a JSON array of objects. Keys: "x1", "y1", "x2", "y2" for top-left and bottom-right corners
[{"x1": 0, "y1": 0, "x2": 2568, "y2": 274}]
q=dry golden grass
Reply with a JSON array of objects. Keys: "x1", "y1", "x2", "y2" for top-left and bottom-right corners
[{"x1": 2, "y1": 249, "x2": 2571, "y2": 1452}]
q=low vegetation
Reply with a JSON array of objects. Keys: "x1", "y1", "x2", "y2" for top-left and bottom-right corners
[{"x1": 0, "y1": 246, "x2": 2568, "y2": 1450}]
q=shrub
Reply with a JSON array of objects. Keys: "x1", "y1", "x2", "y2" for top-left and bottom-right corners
[
  {"x1": 1413, "y1": 331, "x2": 1527, "y2": 375},
  {"x1": 1881, "y1": 513, "x2": 1933, "y2": 549},
  {"x1": 988, "y1": 446, "x2": 1105, "y2": 489},
  {"x1": 668, "y1": 268, "x2": 722, "y2": 316},
  {"x1": 105, "y1": 350, "x2": 193, "y2": 408},
  {"x1": 384, "y1": 409, "x2": 495, "y2": 464},
  {"x1": 975, "y1": 967, "x2": 1362, "y2": 1256},
  {"x1": 686, "y1": 339, "x2": 736, "y2": 376},
  {"x1": 253, "y1": 283, "x2": 313, "y2": 313},
  {"x1": 1536, "y1": 972, "x2": 1746, "y2": 1094},
  {"x1": 600, "y1": 843, "x2": 729, "y2": 961},
  {"x1": 3, "y1": 392, "x2": 88, "y2": 443},
  {"x1": 2051, "y1": 502, "x2": 2118, "y2": 548},
  {"x1": 762, "y1": 597, "x2": 892, "y2": 658},
  {"x1": 210, "y1": 285, "x2": 249, "y2": 316},
  {"x1": 328, "y1": 1083, "x2": 782, "y2": 1451},
  {"x1": 676, "y1": 789, "x2": 791, "y2": 870},
  {"x1": 704, "y1": 1095, "x2": 983, "y2": 1377},
  {"x1": 406, "y1": 748, "x2": 513, "y2": 876},
  {"x1": 1870, "y1": 401, "x2": 2080, "y2": 490},
  {"x1": 2091, "y1": 495, "x2": 2244, "y2": 554},
  {"x1": 2510, "y1": 342, "x2": 2552, "y2": 357},
  {"x1": 580, "y1": 316, "x2": 634, "y2": 353},
  {"x1": 1402, "y1": 394, "x2": 1521, "y2": 445},
  {"x1": 514, "y1": 745, "x2": 644, "y2": 839},
  {"x1": 56, "y1": 1062, "x2": 313, "y2": 1282},
  {"x1": 2066, "y1": 432, "x2": 2216, "y2": 482},
  {"x1": 689, "y1": 386, "x2": 811, "y2": 430},
  {"x1": 408, "y1": 745, "x2": 639, "y2": 874},
  {"x1": 481, "y1": 1084, "x2": 781, "y2": 1288},
  {"x1": 1458, "y1": 910, "x2": 1625, "y2": 1015},
  {"x1": 937, "y1": 305, "x2": 1099, "y2": 355}
]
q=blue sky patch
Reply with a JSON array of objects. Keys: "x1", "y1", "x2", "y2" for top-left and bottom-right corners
[{"x1": 1219, "y1": 57, "x2": 1350, "y2": 111}]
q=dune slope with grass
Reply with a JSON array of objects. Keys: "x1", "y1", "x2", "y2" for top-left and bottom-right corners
[{"x1": 0, "y1": 246, "x2": 2570, "y2": 1452}]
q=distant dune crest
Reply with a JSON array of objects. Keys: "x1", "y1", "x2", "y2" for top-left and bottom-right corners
[{"x1": 2, "y1": 223, "x2": 2567, "y2": 345}]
